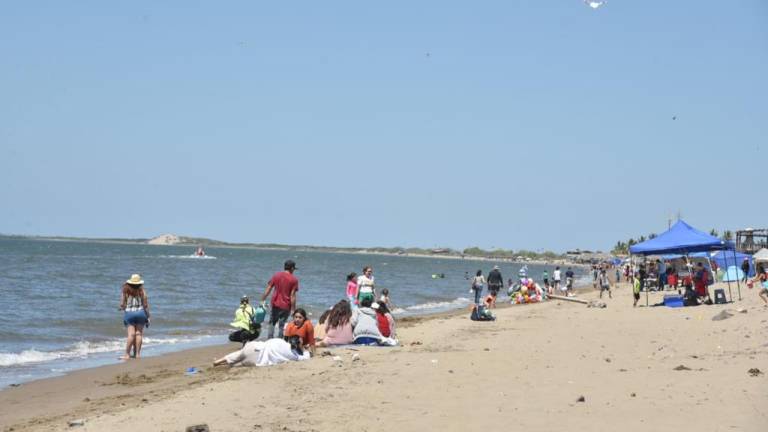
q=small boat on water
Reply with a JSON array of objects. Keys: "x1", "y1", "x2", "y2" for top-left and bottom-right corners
[{"x1": 194, "y1": 246, "x2": 206, "y2": 257}]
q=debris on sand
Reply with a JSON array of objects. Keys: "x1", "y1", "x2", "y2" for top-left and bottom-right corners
[
  {"x1": 576, "y1": 395, "x2": 586, "y2": 402},
  {"x1": 186, "y1": 425, "x2": 210, "y2": 432},
  {"x1": 674, "y1": 365, "x2": 692, "y2": 371},
  {"x1": 68, "y1": 419, "x2": 85, "y2": 427},
  {"x1": 712, "y1": 310, "x2": 733, "y2": 321},
  {"x1": 748, "y1": 368, "x2": 763, "y2": 377}
]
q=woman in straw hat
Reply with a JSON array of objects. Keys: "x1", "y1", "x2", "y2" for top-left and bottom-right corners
[{"x1": 119, "y1": 274, "x2": 150, "y2": 359}]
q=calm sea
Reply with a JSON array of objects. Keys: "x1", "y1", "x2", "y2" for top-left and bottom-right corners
[{"x1": 0, "y1": 238, "x2": 587, "y2": 387}]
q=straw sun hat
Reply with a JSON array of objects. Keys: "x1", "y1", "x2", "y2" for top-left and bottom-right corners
[{"x1": 126, "y1": 274, "x2": 144, "y2": 285}]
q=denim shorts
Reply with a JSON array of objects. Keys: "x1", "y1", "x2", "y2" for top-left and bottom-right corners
[{"x1": 124, "y1": 310, "x2": 148, "y2": 327}]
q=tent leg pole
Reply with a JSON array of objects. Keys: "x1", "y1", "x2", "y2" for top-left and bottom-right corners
[
  {"x1": 723, "y1": 253, "x2": 732, "y2": 303},
  {"x1": 733, "y1": 248, "x2": 742, "y2": 301}
]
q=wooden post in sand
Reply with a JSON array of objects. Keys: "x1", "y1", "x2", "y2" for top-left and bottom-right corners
[{"x1": 548, "y1": 294, "x2": 589, "y2": 304}]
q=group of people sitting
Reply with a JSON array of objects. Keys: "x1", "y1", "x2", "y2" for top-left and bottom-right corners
[{"x1": 215, "y1": 295, "x2": 398, "y2": 368}]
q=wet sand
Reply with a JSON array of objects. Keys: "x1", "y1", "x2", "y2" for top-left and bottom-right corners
[{"x1": 2, "y1": 282, "x2": 766, "y2": 431}]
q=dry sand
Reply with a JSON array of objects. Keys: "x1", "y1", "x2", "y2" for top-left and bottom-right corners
[{"x1": 2, "y1": 282, "x2": 766, "y2": 432}]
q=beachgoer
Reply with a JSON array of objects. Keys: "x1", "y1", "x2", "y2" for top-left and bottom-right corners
[
  {"x1": 284, "y1": 308, "x2": 315, "y2": 356},
  {"x1": 382, "y1": 302, "x2": 396, "y2": 339},
  {"x1": 750, "y1": 264, "x2": 768, "y2": 306},
  {"x1": 213, "y1": 336, "x2": 310, "y2": 367},
  {"x1": 632, "y1": 272, "x2": 641, "y2": 307},
  {"x1": 119, "y1": 274, "x2": 150, "y2": 360},
  {"x1": 356, "y1": 266, "x2": 375, "y2": 305},
  {"x1": 657, "y1": 259, "x2": 666, "y2": 291},
  {"x1": 741, "y1": 258, "x2": 750, "y2": 283},
  {"x1": 261, "y1": 260, "x2": 299, "y2": 339},
  {"x1": 470, "y1": 270, "x2": 485, "y2": 305},
  {"x1": 314, "y1": 308, "x2": 332, "y2": 342},
  {"x1": 638, "y1": 264, "x2": 647, "y2": 293},
  {"x1": 345, "y1": 272, "x2": 358, "y2": 307},
  {"x1": 598, "y1": 269, "x2": 612, "y2": 299},
  {"x1": 542, "y1": 270, "x2": 550, "y2": 294},
  {"x1": 373, "y1": 302, "x2": 392, "y2": 338},
  {"x1": 379, "y1": 288, "x2": 393, "y2": 310},
  {"x1": 553, "y1": 266, "x2": 562, "y2": 291},
  {"x1": 693, "y1": 262, "x2": 709, "y2": 299},
  {"x1": 317, "y1": 300, "x2": 354, "y2": 347},
  {"x1": 487, "y1": 265, "x2": 503, "y2": 304},
  {"x1": 591, "y1": 265, "x2": 598, "y2": 288},
  {"x1": 565, "y1": 267, "x2": 575, "y2": 296},
  {"x1": 228, "y1": 295, "x2": 259, "y2": 344},
  {"x1": 350, "y1": 297, "x2": 384, "y2": 345},
  {"x1": 614, "y1": 267, "x2": 620, "y2": 287}
]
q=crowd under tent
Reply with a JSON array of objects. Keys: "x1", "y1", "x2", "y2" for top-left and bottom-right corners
[{"x1": 629, "y1": 220, "x2": 737, "y2": 305}]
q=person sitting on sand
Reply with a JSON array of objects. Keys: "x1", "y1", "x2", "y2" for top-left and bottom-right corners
[
  {"x1": 314, "y1": 308, "x2": 332, "y2": 342},
  {"x1": 693, "y1": 263, "x2": 710, "y2": 300},
  {"x1": 373, "y1": 301, "x2": 397, "y2": 339},
  {"x1": 373, "y1": 302, "x2": 390, "y2": 337},
  {"x1": 283, "y1": 308, "x2": 315, "y2": 356},
  {"x1": 213, "y1": 336, "x2": 310, "y2": 367},
  {"x1": 351, "y1": 297, "x2": 384, "y2": 345},
  {"x1": 119, "y1": 274, "x2": 150, "y2": 360},
  {"x1": 318, "y1": 300, "x2": 354, "y2": 347}
]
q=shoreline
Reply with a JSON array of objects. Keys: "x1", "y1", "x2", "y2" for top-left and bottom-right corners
[
  {"x1": 10, "y1": 283, "x2": 768, "y2": 432},
  {"x1": 1, "y1": 277, "x2": 597, "y2": 390},
  {"x1": 5, "y1": 281, "x2": 764, "y2": 432}
]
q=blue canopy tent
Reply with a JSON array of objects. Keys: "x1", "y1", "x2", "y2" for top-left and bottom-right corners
[
  {"x1": 629, "y1": 220, "x2": 737, "y2": 305},
  {"x1": 629, "y1": 220, "x2": 728, "y2": 255}
]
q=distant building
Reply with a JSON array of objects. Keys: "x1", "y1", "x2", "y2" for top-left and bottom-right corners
[{"x1": 736, "y1": 228, "x2": 768, "y2": 254}]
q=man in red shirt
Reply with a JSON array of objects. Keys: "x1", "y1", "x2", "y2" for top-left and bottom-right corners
[{"x1": 261, "y1": 260, "x2": 299, "y2": 339}]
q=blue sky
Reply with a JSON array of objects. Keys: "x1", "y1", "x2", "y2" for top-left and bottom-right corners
[{"x1": 1, "y1": 1, "x2": 766, "y2": 252}]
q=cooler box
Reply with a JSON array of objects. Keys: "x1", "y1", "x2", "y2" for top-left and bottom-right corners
[{"x1": 664, "y1": 294, "x2": 684, "y2": 308}]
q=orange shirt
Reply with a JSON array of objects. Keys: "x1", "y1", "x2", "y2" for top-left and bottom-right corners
[{"x1": 284, "y1": 320, "x2": 315, "y2": 347}]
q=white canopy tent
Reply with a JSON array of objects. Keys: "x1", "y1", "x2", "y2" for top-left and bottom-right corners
[{"x1": 753, "y1": 248, "x2": 768, "y2": 264}]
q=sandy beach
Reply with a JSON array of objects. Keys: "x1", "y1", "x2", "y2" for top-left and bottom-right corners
[{"x1": 2, "y1": 282, "x2": 766, "y2": 432}]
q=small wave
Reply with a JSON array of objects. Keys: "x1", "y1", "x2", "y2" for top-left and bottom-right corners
[
  {"x1": 0, "y1": 336, "x2": 204, "y2": 367},
  {"x1": 156, "y1": 255, "x2": 217, "y2": 260},
  {"x1": 392, "y1": 297, "x2": 472, "y2": 315}
]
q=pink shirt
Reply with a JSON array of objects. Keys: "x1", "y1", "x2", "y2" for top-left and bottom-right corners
[
  {"x1": 322, "y1": 322, "x2": 354, "y2": 345},
  {"x1": 346, "y1": 281, "x2": 358, "y2": 300}
]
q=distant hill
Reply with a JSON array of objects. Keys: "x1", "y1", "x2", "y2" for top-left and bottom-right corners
[{"x1": 0, "y1": 233, "x2": 570, "y2": 262}]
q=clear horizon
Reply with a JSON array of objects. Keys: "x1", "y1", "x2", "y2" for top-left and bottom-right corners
[{"x1": 2, "y1": 1, "x2": 766, "y2": 252}]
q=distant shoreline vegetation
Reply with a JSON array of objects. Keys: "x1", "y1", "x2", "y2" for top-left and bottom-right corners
[{"x1": 0, "y1": 233, "x2": 570, "y2": 262}]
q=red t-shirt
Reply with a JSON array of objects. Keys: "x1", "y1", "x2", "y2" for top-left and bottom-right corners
[
  {"x1": 376, "y1": 312, "x2": 391, "y2": 337},
  {"x1": 269, "y1": 271, "x2": 298, "y2": 310}
]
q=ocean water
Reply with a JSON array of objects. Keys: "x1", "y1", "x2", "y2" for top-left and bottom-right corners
[{"x1": 0, "y1": 238, "x2": 587, "y2": 387}]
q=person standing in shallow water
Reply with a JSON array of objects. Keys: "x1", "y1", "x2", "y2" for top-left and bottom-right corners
[
  {"x1": 470, "y1": 270, "x2": 485, "y2": 305},
  {"x1": 261, "y1": 260, "x2": 299, "y2": 339},
  {"x1": 487, "y1": 265, "x2": 503, "y2": 307},
  {"x1": 119, "y1": 274, "x2": 150, "y2": 360}
]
